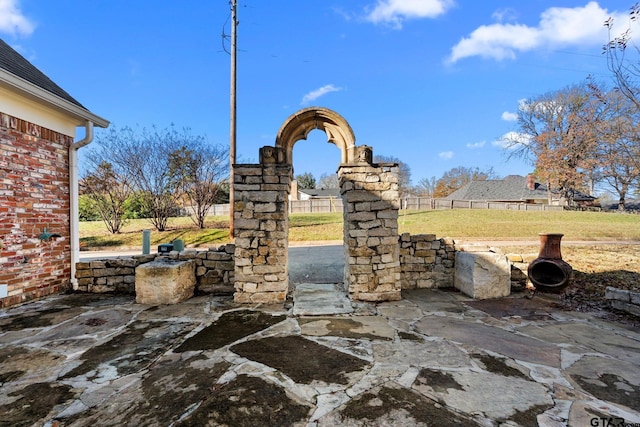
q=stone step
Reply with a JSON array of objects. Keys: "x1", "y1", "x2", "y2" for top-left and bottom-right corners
[{"x1": 292, "y1": 283, "x2": 354, "y2": 316}]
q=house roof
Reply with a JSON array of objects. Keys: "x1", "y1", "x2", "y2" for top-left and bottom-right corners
[
  {"x1": 0, "y1": 38, "x2": 108, "y2": 128},
  {"x1": 445, "y1": 175, "x2": 594, "y2": 202},
  {"x1": 299, "y1": 188, "x2": 341, "y2": 198}
]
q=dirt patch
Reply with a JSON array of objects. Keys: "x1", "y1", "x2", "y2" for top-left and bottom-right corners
[
  {"x1": 140, "y1": 357, "x2": 231, "y2": 423},
  {"x1": 414, "y1": 368, "x2": 464, "y2": 394},
  {"x1": 175, "y1": 310, "x2": 286, "y2": 352},
  {"x1": 0, "y1": 346, "x2": 63, "y2": 384},
  {"x1": 473, "y1": 354, "x2": 529, "y2": 380},
  {"x1": 335, "y1": 384, "x2": 480, "y2": 426},
  {"x1": 0, "y1": 370, "x2": 24, "y2": 384},
  {"x1": 175, "y1": 374, "x2": 312, "y2": 427},
  {"x1": 62, "y1": 320, "x2": 194, "y2": 379},
  {"x1": 503, "y1": 244, "x2": 640, "y2": 326},
  {"x1": 0, "y1": 308, "x2": 71, "y2": 330},
  {"x1": 231, "y1": 335, "x2": 369, "y2": 384},
  {"x1": 398, "y1": 331, "x2": 423, "y2": 341},
  {"x1": 0, "y1": 382, "x2": 75, "y2": 427},
  {"x1": 504, "y1": 404, "x2": 554, "y2": 427},
  {"x1": 573, "y1": 373, "x2": 640, "y2": 412}
]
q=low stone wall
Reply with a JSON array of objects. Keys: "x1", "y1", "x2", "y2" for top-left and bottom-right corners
[
  {"x1": 77, "y1": 240, "x2": 537, "y2": 301},
  {"x1": 605, "y1": 287, "x2": 640, "y2": 317},
  {"x1": 399, "y1": 233, "x2": 456, "y2": 289},
  {"x1": 505, "y1": 253, "x2": 537, "y2": 291},
  {"x1": 75, "y1": 244, "x2": 235, "y2": 295}
]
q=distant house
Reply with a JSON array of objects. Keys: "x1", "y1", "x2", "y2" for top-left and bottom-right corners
[
  {"x1": 445, "y1": 175, "x2": 595, "y2": 206},
  {"x1": 0, "y1": 38, "x2": 109, "y2": 308},
  {"x1": 297, "y1": 188, "x2": 341, "y2": 200},
  {"x1": 289, "y1": 180, "x2": 340, "y2": 201}
]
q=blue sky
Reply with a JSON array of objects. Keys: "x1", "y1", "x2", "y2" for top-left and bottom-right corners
[{"x1": 0, "y1": 0, "x2": 633, "y2": 186}]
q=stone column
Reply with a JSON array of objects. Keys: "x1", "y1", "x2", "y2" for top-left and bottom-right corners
[
  {"x1": 233, "y1": 163, "x2": 292, "y2": 304},
  {"x1": 339, "y1": 163, "x2": 401, "y2": 301}
]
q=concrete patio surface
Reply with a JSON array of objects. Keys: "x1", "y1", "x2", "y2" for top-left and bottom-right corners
[{"x1": 1, "y1": 286, "x2": 639, "y2": 426}]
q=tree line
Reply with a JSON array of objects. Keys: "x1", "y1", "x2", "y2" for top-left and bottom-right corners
[{"x1": 80, "y1": 125, "x2": 229, "y2": 233}]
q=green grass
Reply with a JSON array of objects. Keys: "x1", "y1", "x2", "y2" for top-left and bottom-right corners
[
  {"x1": 397, "y1": 209, "x2": 640, "y2": 240},
  {"x1": 79, "y1": 209, "x2": 640, "y2": 249}
]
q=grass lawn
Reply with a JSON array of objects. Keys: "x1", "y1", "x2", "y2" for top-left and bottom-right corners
[{"x1": 80, "y1": 209, "x2": 640, "y2": 249}]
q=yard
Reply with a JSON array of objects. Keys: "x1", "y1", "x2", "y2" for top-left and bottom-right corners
[{"x1": 80, "y1": 209, "x2": 640, "y2": 324}]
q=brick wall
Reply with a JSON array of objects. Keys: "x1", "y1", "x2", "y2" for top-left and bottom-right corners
[{"x1": 0, "y1": 112, "x2": 73, "y2": 308}]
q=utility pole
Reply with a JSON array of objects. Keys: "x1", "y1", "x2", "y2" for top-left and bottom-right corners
[{"x1": 229, "y1": 0, "x2": 238, "y2": 238}]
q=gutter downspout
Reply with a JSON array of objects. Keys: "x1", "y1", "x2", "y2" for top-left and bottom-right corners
[{"x1": 69, "y1": 121, "x2": 94, "y2": 290}]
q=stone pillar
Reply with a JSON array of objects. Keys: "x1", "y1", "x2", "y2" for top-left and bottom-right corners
[
  {"x1": 339, "y1": 163, "x2": 401, "y2": 302},
  {"x1": 233, "y1": 163, "x2": 292, "y2": 304}
]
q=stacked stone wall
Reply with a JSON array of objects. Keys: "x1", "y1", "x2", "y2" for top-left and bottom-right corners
[
  {"x1": 74, "y1": 245, "x2": 235, "y2": 295},
  {"x1": 233, "y1": 164, "x2": 291, "y2": 304},
  {"x1": 399, "y1": 233, "x2": 456, "y2": 289},
  {"x1": 0, "y1": 112, "x2": 74, "y2": 308},
  {"x1": 340, "y1": 164, "x2": 401, "y2": 301}
]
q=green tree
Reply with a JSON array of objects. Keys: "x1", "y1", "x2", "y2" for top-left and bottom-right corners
[
  {"x1": 295, "y1": 172, "x2": 316, "y2": 189},
  {"x1": 78, "y1": 195, "x2": 100, "y2": 221}
]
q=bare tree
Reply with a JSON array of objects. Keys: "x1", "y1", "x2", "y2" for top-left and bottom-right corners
[
  {"x1": 415, "y1": 176, "x2": 437, "y2": 198},
  {"x1": 82, "y1": 127, "x2": 136, "y2": 233},
  {"x1": 318, "y1": 172, "x2": 339, "y2": 189},
  {"x1": 91, "y1": 125, "x2": 204, "y2": 232},
  {"x1": 80, "y1": 161, "x2": 132, "y2": 233},
  {"x1": 168, "y1": 143, "x2": 229, "y2": 228},
  {"x1": 433, "y1": 166, "x2": 497, "y2": 198},
  {"x1": 595, "y1": 89, "x2": 640, "y2": 210},
  {"x1": 505, "y1": 82, "x2": 600, "y2": 205},
  {"x1": 373, "y1": 155, "x2": 412, "y2": 198},
  {"x1": 603, "y1": 6, "x2": 640, "y2": 113}
]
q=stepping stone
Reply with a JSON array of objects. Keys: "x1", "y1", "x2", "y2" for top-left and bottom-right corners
[{"x1": 293, "y1": 283, "x2": 353, "y2": 316}]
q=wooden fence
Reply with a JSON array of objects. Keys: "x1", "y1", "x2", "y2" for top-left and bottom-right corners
[
  {"x1": 402, "y1": 198, "x2": 564, "y2": 212},
  {"x1": 198, "y1": 198, "x2": 563, "y2": 216}
]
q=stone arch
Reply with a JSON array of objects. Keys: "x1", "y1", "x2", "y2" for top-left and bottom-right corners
[
  {"x1": 233, "y1": 107, "x2": 401, "y2": 305},
  {"x1": 275, "y1": 107, "x2": 357, "y2": 165}
]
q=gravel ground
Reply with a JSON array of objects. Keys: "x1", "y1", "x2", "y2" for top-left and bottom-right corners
[{"x1": 501, "y1": 243, "x2": 640, "y2": 327}]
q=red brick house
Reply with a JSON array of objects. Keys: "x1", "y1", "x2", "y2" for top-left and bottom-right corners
[{"x1": 0, "y1": 39, "x2": 109, "y2": 308}]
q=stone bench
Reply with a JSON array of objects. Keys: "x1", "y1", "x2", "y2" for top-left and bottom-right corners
[{"x1": 135, "y1": 258, "x2": 196, "y2": 304}]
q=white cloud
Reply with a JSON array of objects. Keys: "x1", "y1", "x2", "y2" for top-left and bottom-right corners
[
  {"x1": 466, "y1": 141, "x2": 485, "y2": 149},
  {"x1": 501, "y1": 111, "x2": 517, "y2": 121},
  {"x1": 438, "y1": 151, "x2": 454, "y2": 159},
  {"x1": 365, "y1": 0, "x2": 454, "y2": 29},
  {"x1": 447, "y1": 2, "x2": 625, "y2": 63},
  {"x1": 493, "y1": 131, "x2": 531, "y2": 149},
  {"x1": 301, "y1": 84, "x2": 343, "y2": 105},
  {"x1": 0, "y1": 0, "x2": 35, "y2": 36}
]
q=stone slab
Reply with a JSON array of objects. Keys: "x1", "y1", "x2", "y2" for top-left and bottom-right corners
[
  {"x1": 454, "y1": 251, "x2": 511, "y2": 299},
  {"x1": 299, "y1": 316, "x2": 395, "y2": 340},
  {"x1": 293, "y1": 283, "x2": 353, "y2": 316},
  {"x1": 414, "y1": 316, "x2": 562, "y2": 367},
  {"x1": 135, "y1": 259, "x2": 196, "y2": 305}
]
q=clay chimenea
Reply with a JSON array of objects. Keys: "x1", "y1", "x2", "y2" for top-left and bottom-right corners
[{"x1": 527, "y1": 233, "x2": 573, "y2": 293}]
